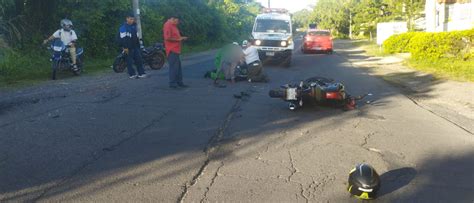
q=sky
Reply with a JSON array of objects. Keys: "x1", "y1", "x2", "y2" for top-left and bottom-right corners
[{"x1": 255, "y1": 0, "x2": 317, "y2": 13}]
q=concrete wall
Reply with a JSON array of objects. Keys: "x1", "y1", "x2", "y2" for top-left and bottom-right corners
[{"x1": 425, "y1": 0, "x2": 474, "y2": 32}]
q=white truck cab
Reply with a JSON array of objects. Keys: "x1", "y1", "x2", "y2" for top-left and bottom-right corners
[{"x1": 251, "y1": 8, "x2": 293, "y2": 67}]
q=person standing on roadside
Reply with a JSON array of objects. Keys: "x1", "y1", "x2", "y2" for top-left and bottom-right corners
[
  {"x1": 118, "y1": 13, "x2": 146, "y2": 79},
  {"x1": 163, "y1": 15, "x2": 189, "y2": 88}
]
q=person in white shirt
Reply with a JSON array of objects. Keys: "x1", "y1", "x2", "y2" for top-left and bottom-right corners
[
  {"x1": 242, "y1": 40, "x2": 268, "y2": 83},
  {"x1": 43, "y1": 19, "x2": 79, "y2": 70}
]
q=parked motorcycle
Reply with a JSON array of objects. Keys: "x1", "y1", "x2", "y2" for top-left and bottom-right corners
[
  {"x1": 269, "y1": 76, "x2": 370, "y2": 110},
  {"x1": 48, "y1": 39, "x2": 84, "y2": 80},
  {"x1": 112, "y1": 43, "x2": 166, "y2": 73}
]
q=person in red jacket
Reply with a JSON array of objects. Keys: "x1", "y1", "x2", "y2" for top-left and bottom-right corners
[{"x1": 163, "y1": 15, "x2": 189, "y2": 89}]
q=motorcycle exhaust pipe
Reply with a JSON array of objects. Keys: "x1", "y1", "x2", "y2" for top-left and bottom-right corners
[{"x1": 269, "y1": 90, "x2": 287, "y2": 98}]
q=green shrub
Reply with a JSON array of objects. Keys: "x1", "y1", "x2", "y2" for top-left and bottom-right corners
[
  {"x1": 407, "y1": 29, "x2": 474, "y2": 61},
  {"x1": 383, "y1": 32, "x2": 418, "y2": 54}
]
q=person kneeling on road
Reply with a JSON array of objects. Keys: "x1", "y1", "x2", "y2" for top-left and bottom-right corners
[
  {"x1": 215, "y1": 42, "x2": 244, "y2": 84},
  {"x1": 242, "y1": 40, "x2": 268, "y2": 83}
]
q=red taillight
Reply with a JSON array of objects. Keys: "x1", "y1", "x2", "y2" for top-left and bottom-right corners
[{"x1": 326, "y1": 92, "x2": 343, "y2": 100}]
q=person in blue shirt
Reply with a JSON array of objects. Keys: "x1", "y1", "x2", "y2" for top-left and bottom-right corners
[{"x1": 118, "y1": 13, "x2": 146, "y2": 79}]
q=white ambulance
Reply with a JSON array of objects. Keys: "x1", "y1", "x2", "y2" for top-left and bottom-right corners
[{"x1": 251, "y1": 8, "x2": 294, "y2": 67}]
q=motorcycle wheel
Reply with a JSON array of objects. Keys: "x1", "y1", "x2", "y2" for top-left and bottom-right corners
[
  {"x1": 149, "y1": 51, "x2": 166, "y2": 70},
  {"x1": 112, "y1": 56, "x2": 127, "y2": 73},
  {"x1": 51, "y1": 61, "x2": 60, "y2": 80},
  {"x1": 269, "y1": 89, "x2": 286, "y2": 98}
]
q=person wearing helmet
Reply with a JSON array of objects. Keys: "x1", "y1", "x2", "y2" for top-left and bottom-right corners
[
  {"x1": 43, "y1": 19, "x2": 79, "y2": 71},
  {"x1": 242, "y1": 40, "x2": 267, "y2": 83}
]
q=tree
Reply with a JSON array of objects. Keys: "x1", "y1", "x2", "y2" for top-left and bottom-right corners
[
  {"x1": 0, "y1": 0, "x2": 260, "y2": 55},
  {"x1": 310, "y1": 0, "x2": 352, "y2": 37},
  {"x1": 293, "y1": 9, "x2": 312, "y2": 31}
]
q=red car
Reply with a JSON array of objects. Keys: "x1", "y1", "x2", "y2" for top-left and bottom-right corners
[{"x1": 302, "y1": 30, "x2": 333, "y2": 54}]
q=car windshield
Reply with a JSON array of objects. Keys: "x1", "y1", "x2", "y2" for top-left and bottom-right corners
[
  {"x1": 308, "y1": 31, "x2": 330, "y2": 36},
  {"x1": 254, "y1": 19, "x2": 291, "y2": 33}
]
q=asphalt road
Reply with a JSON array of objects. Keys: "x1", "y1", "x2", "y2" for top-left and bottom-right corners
[{"x1": 0, "y1": 39, "x2": 473, "y2": 203}]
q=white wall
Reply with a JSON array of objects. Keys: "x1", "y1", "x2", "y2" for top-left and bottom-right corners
[{"x1": 425, "y1": 0, "x2": 474, "y2": 32}]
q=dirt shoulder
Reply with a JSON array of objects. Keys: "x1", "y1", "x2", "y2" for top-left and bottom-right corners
[{"x1": 336, "y1": 39, "x2": 474, "y2": 134}]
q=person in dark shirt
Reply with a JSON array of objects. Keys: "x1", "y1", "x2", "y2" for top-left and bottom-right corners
[{"x1": 118, "y1": 13, "x2": 146, "y2": 79}]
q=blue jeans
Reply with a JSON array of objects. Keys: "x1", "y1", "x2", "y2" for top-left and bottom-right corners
[
  {"x1": 168, "y1": 52, "x2": 183, "y2": 86},
  {"x1": 126, "y1": 48, "x2": 145, "y2": 76}
]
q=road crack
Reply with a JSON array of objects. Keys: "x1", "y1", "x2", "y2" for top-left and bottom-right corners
[
  {"x1": 200, "y1": 162, "x2": 224, "y2": 203},
  {"x1": 361, "y1": 132, "x2": 375, "y2": 149},
  {"x1": 178, "y1": 89, "x2": 252, "y2": 203},
  {"x1": 287, "y1": 150, "x2": 299, "y2": 183},
  {"x1": 32, "y1": 110, "x2": 171, "y2": 202}
]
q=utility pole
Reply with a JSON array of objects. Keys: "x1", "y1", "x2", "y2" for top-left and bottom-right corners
[
  {"x1": 132, "y1": 0, "x2": 143, "y2": 44},
  {"x1": 349, "y1": 10, "x2": 352, "y2": 39},
  {"x1": 268, "y1": 0, "x2": 271, "y2": 8}
]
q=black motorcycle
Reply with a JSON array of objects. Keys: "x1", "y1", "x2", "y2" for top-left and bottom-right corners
[
  {"x1": 112, "y1": 43, "x2": 166, "y2": 73},
  {"x1": 269, "y1": 76, "x2": 371, "y2": 110},
  {"x1": 48, "y1": 39, "x2": 84, "y2": 80}
]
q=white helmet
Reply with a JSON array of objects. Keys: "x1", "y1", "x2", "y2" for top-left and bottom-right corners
[
  {"x1": 232, "y1": 42, "x2": 239, "y2": 46},
  {"x1": 242, "y1": 40, "x2": 249, "y2": 47},
  {"x1": 60, "y1": 19, "x2": 73, "y2": 31}
]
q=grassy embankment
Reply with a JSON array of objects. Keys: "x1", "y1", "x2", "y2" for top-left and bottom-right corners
[
  {"x1": 352, "y1": 40, "x2": 474, "y2": 82},
  {"x1": 0, "y1": 41, "x2": 229, "y2": 88}
]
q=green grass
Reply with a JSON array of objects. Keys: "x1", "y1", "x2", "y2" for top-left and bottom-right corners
[
  {"x1": 407, "y1": 58, "x2": 474, "y2": 82},
  {"x1": 1, "y1": 40, "x2": 232, "y2": 89},
  {"x1": 351, "y1": 40, "x2": 389, "y2": 57},
  {"x1": 0, "y1": 50, "x2": 113, "y2": 88},
  {"x1": 352, "y1": 39, "x2": 474, "y2": 82}
]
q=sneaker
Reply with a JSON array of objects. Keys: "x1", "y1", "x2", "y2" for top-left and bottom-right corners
[
  {"x1": 72, "y1": 64, "x2": 79, "y2": 71},
  {"x1": 138, "y1": 74, "x2": 148, "y2": 79},
  {"x1": 129, "y1": 75, "x2": 138, "y2": 79}
]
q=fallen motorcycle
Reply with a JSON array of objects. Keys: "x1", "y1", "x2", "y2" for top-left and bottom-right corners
[
  {"x1": 269, "y1": 76, "x2": 370, "y2": 110},
  {"x1": 112, "y1": 43, "x2": 166, "y2": 73}
]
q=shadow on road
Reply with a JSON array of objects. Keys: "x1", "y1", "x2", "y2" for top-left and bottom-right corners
[
  {"x1": 384, "y1": 152, "x2": 474, "y2": 202},
  {"x1": 0, "y1": 40, "x2": 463, "y2": 202},
  {"x1": 379, "y1": 167, "x2": 417, "y2": 197}
]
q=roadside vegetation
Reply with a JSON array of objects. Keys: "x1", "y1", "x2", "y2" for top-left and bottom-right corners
[
  {"x1": 296, "y1": 0, "x2": 473, "y2": 82},
  {"x1": 293, "y1": 0, "x2": 424, "y2": 38},
  {"x1": 384, "y1": 29, "x2": 474, "y2": 81},
  {"x1": 0, "y1": 0, "x2": 261, "y2": 87}
]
